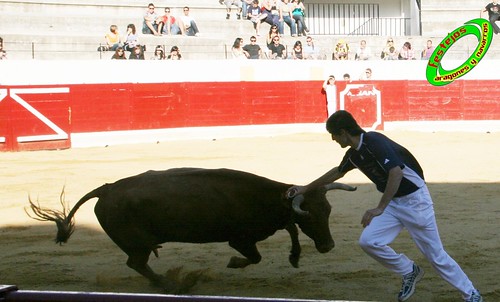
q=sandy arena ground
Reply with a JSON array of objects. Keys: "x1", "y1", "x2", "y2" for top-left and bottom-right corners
[{"x1": 0, "y1": 131, "x2": 499, "y2": 302}]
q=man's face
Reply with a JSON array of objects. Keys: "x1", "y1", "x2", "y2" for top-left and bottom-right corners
[{"x1": 331, "y1": 130, "x2": 349, "y2": 148}]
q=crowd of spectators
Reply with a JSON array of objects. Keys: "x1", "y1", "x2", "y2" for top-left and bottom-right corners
[{"x1": 0, "y1": 37, "x2": 6, "y2": 60}]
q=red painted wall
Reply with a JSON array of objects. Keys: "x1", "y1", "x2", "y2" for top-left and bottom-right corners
[{"x1": 1, "y1": 80, "x2": 499, "y2": 151}]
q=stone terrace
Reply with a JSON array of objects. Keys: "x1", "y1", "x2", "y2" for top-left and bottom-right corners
[{"x1": 1, "y1": 0, "x2": 498, "y2": 60}]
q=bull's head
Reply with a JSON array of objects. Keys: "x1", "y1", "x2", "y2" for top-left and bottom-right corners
[{"x1": 292, "y1": 183, "x2": 356, "y2": 253}]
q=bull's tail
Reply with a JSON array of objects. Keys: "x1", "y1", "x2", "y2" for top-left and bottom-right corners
[{"x1": 25, "y1": 184, "x2": 108, "y2": 244}]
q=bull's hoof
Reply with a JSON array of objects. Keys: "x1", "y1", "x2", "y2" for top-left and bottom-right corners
[{"x1": 227, "y1": 256, "x2": 250, "y2": 268}]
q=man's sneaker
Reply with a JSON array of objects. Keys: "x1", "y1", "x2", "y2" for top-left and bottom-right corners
[
  {"x1": 465, "y1": 290, "x2": 483, "y2": 302},
  {"x1": 236, "y1": 13, "x2": 241, "y2": 20},
  {"x1": 398, "y1": 264, "x2": 424, "y2": 301},
  {"x1": 226, "y1": 13, "x2": 230, "y2": 19}
]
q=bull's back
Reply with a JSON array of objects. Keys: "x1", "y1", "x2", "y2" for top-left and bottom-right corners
[{"x1": 94, "y1": 168, "x2": 291, "y2": 243}]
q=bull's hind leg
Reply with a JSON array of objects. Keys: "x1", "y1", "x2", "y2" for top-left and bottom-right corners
[
  {"x1": 227, "y1": 240, "x2": 262, "y2": 268},
  {"x1": 126, "y1": 248, "x2": 176, "y2": 290}
]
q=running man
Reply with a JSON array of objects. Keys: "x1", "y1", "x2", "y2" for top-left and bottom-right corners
[{"x1": 287, "y1": 110, "x2": 483, "y2": 302}]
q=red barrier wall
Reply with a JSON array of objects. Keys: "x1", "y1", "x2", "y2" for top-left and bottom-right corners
[{"x1": 1, "y1": 80, "x2": 499, "y2": 151}]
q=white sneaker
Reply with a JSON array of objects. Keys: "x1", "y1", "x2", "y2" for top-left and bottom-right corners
[{"x1": 398, "y1": 264, "x2": 424, "y2": 301}]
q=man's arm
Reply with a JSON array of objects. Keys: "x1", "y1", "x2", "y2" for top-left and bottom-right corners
[
  {"x1": 287, "y1": 166, "x2": 346, "y2": 197},
  {"x1": 361, "y1": 165, "x2": 403, "y2": 227}
]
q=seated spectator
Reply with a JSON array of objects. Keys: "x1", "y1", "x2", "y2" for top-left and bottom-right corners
[
  {"x1": 167, "y1": 46, "x2": 182, "y2": 60},
  {"x1": 142, "y1": 3, "x2": 162, "y2": 36},
  {"x1": 303, "y1": 36, "x2": 320, "y2": 59},
  {"x1": 105, "y1": 25, "x2": 122, "y2": 51},
  {"x1": 380, "y1": 37, "x2": 397, "y2": 60},
  {"x1": 180, "y1": 6, "x2": 200, "y2": 36},
  {"x1": 161, "y1": 7, "x2": 183, "y2": 35},
  {"x1": 123, "y1": 24, "x2": 139, "y2": 52},
  {"x1": 224, "y1": 0, "x2": 242, "y2": 19},
  {"x1": 232, "y1": 37, "x2": 247, "y2": 59},
  {"x1": 111, "y1": 47, "x2": 127, "y2": 60},
  {"x1": 421, "y1": 39, "x2": 435, "y2": 60},
  {"x1": 0, "y1": 37, "x2": 6, "y2": 60},
  {"x1": 343, "y1": 73, "x2": 351, "y2": 82},
  {"x1": 279, "y1": 0, "x2": 297, "y2": 37},
  {"x1": 384, "y1": 46, "x2": 399, "y2": 60},
  {"x1": 242, "y1": 0, "x2": 253, "y2": 19},
  {"x1": 359, "y1": 68, "x2": 373, "y2": 80},
  {"x1": 248, "y1": 0, "x2": 268, "y2": 36},
  {"x1": 129, "y1": 45, "x2": 145, "y2": 60},
  {"x1": 483, "y1": 1, "x2": 500, "y2": 35},
  {"x1": 399, "y1": 41, "x2": 415, "y2": 60},
  {"x1": 291, "y1": 40, "x2": 303, "y2": 59},
  {"x1": 261, "y1": 0, "x2": 280, "y2": 28},
  {"x1": 151, "y1": 45, "x2": 165, "y2": 60},
  {"x1": 355, "y1": 40, "x2": 371, "y2": 60},
  {"x1": 333, "y1": 39, "x2": 349, "y2": 60},
  {"x1": 266, "y1": 25, "x2": 280, "y2": 49},
  {"x1": 243, "y1": 36, "x2": 262, "y2": 59},
  {"x1": 268, "y1": 35, "x2": 286, "y2": 59},
  {"x1": 291, "y1": 0, "x2": 309, "y2": 36}
]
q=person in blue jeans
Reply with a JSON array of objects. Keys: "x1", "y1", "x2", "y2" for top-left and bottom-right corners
[
  {"x1": 278, "y1": 0, "x2": 297, "y2": 37},
  {"x1": 287, "y1": 110, "x2": 483, "y2": 302},
  {"x1": 291, "y1": 0, "x2": 309, "y2": 36}
]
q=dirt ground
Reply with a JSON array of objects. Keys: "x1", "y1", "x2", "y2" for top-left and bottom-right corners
[{"x1": 1, "y1": 131, "x2": 499, "y2": 302}]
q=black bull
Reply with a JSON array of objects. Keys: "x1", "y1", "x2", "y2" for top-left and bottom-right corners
[{"x1": 27, "y1": 168, "x2": 356, "y2": 288}]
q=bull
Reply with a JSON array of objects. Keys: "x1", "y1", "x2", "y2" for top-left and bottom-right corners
[{"x1": 27, "y1": 167, "x2": 356, "y2": 289}]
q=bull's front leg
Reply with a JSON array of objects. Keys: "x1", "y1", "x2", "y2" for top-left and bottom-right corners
[
  {"x1": 227, "y1": 240, "x2": 262, "y2": 268},
  {"x1": 285, "y1": 223, "x2": 301, "y2": 268}
]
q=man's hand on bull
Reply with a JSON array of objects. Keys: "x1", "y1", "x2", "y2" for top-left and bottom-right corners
[{"x1": 286, "y1": 185, "x2": 307, "y2": 198}]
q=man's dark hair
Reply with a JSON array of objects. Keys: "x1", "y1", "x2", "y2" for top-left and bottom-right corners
[{"x1": 326, "y1": 110, "x2": 366, "y2": 136}]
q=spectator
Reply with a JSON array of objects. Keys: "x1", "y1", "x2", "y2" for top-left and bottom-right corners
[
  {"x1": 180, "y1": 6, "x2": 201, "y2": 36},
  {"x1": 123, "y1": 24, "x2": 139, "y2": 52},
  {"x1": 129, "y1": 45, "x2": 145, "y2": 60},
  {"x1": 142, "y1": 3, "x2": 162, "y2": 36},
  {"x1": 322, "y1": 75, "x2": 337, "y2": 117},
  {"x1": 343, "y1": 73, "x2": 351, "y2": 82},
  {"x1": 268, "y1": 35, "x2": 286, "y2": 59},
  {"x1": 303, "y1": 36, "x2": 320, "y2": 59},
  {"x1": 399, "y1": 41, "x2": 415, "y2": 60},
  {"x1": 224, "y1": 0, "x2": 242, "y2": 19},
  {"x1": 291, "y1": 40, "x2": 303, "y2": 59},
  {"x1": 248, "y1": 0, "x2": 268, "y2": 36},
  {"x1": 242, "y1": 36, "x2": 262, "y2": 59},
  {"x1": 355, "y1": 40, "x2": 371, "y2": 61},
  {"x1": 231, "y1": 37, "x2": 247, "y2": 59},
  {"x1": 385, "y1": 46, "x2": 399, "y2": 60},
  {"x1": 161, "y1": 7, "x2": 183, "y2": 35},
  {"x1": 333, "y1": 39, "x2": 349, "y2": 60},
  {"x1": 291, "y1": 0, "x2": 309, "y2": 36},
  {"x1": 104, "y1": 25, "x2": 122, "y2": 51},
  {"x1": 0, "y1": 37, "x2": 6, "y2": 60},
  {"x1": 279, "y1": 0, "x2": 297, "y2": 37},
  {"x1": 359, "y1": 68, "x2": 373, "y2": 80},
  {"x1": 241, "y1": 0, "x2": 253, "y2": 19},
  {"x1": 111, "y1": 47, "x2": 127, "y2": 59},
  {"x1": 266, "y1": 24, "x2": 280, "y2": 49},
  {"x1": 421, "y1": 39, "x2": 435, "y2": 60},
  {"x1": 381, "y1": 37, "x2": 397, "y2": 60},
  {"x1": 261, "y1": 0, "x2": 280, "y2": 28},
  {"x1": 483, "y1": 1, "x2": 500, "y2": 34},
  {"x1": 167, "y1": 46, "x2": 182, "y2": 60},
  {"x1": 151, "y1": 45, "x2": 165, "y2": 60}
]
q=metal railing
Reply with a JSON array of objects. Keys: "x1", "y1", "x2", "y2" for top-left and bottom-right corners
[{"x1": 305, "y1": 3, "x2": 408, "y2": 37}]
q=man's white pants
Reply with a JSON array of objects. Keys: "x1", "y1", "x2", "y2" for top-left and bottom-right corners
[{"x1": 358, "y1": 185, "x2": 475, "y2": 298}]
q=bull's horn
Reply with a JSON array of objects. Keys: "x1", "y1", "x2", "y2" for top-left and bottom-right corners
[
  {"x1": 292, "y1": 194, "x2": 309, "y2": 216},
  {"x1": 324, "y1": 182, "x2": 357, "y2": 192}
]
